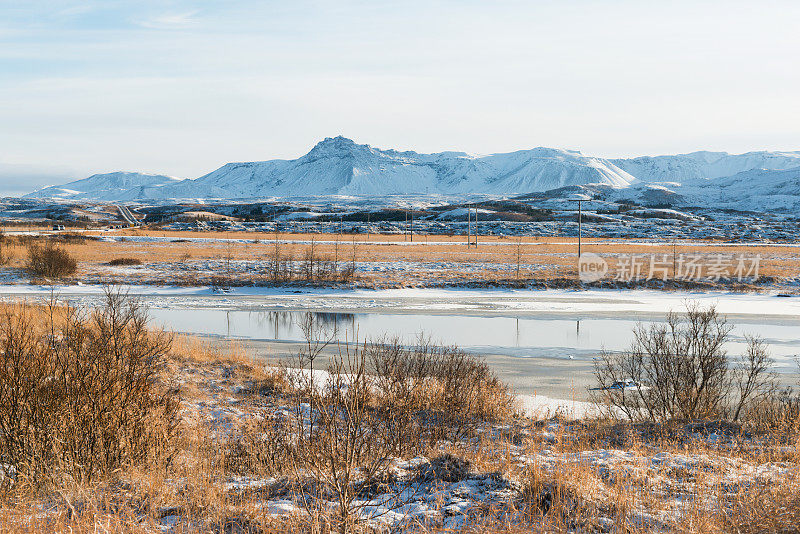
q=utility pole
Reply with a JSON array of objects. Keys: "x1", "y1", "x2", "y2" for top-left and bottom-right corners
[
  {"x1": 410, "y1": 209, "x2": 413, "y2": 242},
  {"x1": 673, "y1": 241, "x2": 677, "y2": 279},
  {"x1": 578, "y1": 199, "x2": 582, "y2": 258},
  {"x1": 474, "y1": 206, "x2": 478, "y2": 247},
  {"x1": 467, "y1": 206, "x2": 471, "y2": 247},
  {"x1": 466, "y1": 205, "x2": 478, "y2": 248},
  {"x1": 567, "y1": 197, "x2": 585, "y2": 281}
]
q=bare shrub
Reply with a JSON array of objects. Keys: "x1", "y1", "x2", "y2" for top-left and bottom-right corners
[
  {"x1": 302, "y1": 240, "x2": 316, "y2": 281},
  {"x1": 26, "y1": 242, "x2": 77, "y2": 278},
  {"x1": 298, "y1": 239, "x2": 355, "y2": 284},
  {"x1": 107, "y1": 257, "x2": 142, "y2": 266},
  {"x1": 210, "y1": 275, "x2": 231, "y2": 291},
  {"x1": 241, "y1": 325, "x2": 511, "y2": 531},
  {"x1": 286, "y1": 343, "x2": 414, "y2": 533},
  {"x1": 0, "y1": 290, "x2": 180, "y2": 490},
  {"x1": 268, "y1": 231, "x2": 293, "y2": 282},
  {"x1": 0, "y1": 232, "x2": 13, "y2": 266},
  {"x1": 593, "y1": 304, "x2": 776, "y2": 422},
  {"x1": 369, "y1": 337, "x2": 515, "y2": 450},
  {"x1": 338, "y1": 262, "x2": 356, "y2": 282}
]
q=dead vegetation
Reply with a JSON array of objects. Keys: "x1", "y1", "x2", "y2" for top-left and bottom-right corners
[
  {"x1": 25, "y1": 241, "x2": 77, "y2": 278},
  {"x1": 0, "y1": 297, "x2": 797, "y2": 533},
  {"x1": 593, "y1": 304, "x2": 779, "y2": 423},
  {"x1": 0, "y1": 291, "x2": 179, "y2": 491},
  {"x1": 2, "y1": 228, "x2": 797, "y2": 289},
  {"x1": 107, "y1": 257, "x2": 143, "y2": 266}
]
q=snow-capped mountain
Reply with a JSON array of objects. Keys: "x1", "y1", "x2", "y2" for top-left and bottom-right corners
[
  {"x1": 22, "y1": 137, "x2": 635, "y2": 201},
  {"x1": 25, "y1": 172, "x2": 181, "y2": 201},
  {"x1": 152, "y1": 136, "x2": 635, "y2": 198},
  {"x1": 20, "y1": 138, "x2": 800, "y2": 213}
]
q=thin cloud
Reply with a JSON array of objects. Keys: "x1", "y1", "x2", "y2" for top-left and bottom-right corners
[{"x1": 137, "y1": 10, "x2": 200, "y2": 30}]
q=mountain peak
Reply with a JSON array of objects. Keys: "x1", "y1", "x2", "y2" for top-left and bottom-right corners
[{"x1": 307, "y1": 136, "x2": 369, "y2": 158}]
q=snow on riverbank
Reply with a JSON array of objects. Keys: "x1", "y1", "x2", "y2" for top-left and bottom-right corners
[
  {"x1": 0, "y1": 285, "x2": 797, "y2": 319},
  {"x1": 516, "y1": 394, "x2": 606, "y2": 419}
]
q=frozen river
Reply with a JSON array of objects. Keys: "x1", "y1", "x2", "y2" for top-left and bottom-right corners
[
  {"x1": 1, "y1": 285, "x2": 798, "y2": 397},
  {"x1": 148, "y1": 307, "x2": 800, "y2": 371}
]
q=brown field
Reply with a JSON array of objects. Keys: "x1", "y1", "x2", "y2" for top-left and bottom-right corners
[{"x1": 1, "y1": 226, "x2": 799, "y2": 288}]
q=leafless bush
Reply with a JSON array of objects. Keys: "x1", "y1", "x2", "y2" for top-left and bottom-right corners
[
  {"x1": 302, "y1": 240, "x2": 317, "y2": 281},
  {"x1": 286, "y1": 342, "x2": 415, "y2": 533},
  {"x1": 210, "y1": 275, "x2": 231, "y2": 291},
  {"x1": 107, "y1": 257, "x2": 142, "y2": 266},
  {"x1": 26, "y1": 242, "x2": 77, "y2": 278},
  {"x1": 267, "y1": 232, "x2": 293, "y2": 282},
  {"x1": 0, "y1": 290, "x2": 180, "y2": 491},
  {"x1": 269, "y1": 238, "x2": 355, "y2": 284},
  {"x1": 0, "y1": 232, "x2": 12, "y2": 266},
  {"x1": 593, "y1": 304, "x2": 776, "y2": 422},
  {"x1": 242, "y1": 323, "x2": 511, "y2": 531},
  {"x1": 368, "y1": 337, "x2": 515, "y2": 449}
]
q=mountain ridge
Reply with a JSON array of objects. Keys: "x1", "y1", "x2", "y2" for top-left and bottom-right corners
[{"x1": 22, "y1": 137, "x2": 800, "y2": 212}]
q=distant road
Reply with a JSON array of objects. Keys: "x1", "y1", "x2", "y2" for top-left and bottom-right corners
[{"x1": 115, "y1": 205, "x2": 138, "y2": 226}]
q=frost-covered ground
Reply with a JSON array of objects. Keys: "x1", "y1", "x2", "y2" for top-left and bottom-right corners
[
  {"x1": 85, "y1": 259, "x2": 550, "y2": 279},
  {"x1": 167, "y1": 351, "x2": 799, "y2": 532}
]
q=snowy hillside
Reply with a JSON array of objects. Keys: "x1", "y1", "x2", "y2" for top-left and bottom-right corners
[
  {"x1": 25, "y1": 172, "x2": 181, "y2": 201},
  {"x1": 684, "y1": 167, "x2": 800, "y2": 212},
  {"x1": 612, "y1": 150, "x2": 800, "y2": 182},
  {"x1": 601, "y1": 167, "x2": 800, "y2": 212}
]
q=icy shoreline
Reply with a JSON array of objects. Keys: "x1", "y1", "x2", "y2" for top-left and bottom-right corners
[{"x1": 0, "y1": 284, "x2": 797, "y2": 319}]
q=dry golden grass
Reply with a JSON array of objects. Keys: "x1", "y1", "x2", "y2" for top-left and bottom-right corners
[
  {"x1": 0, "y1": 297, "x2": 797, "y2": 533},
  {"x1": 1, "y1": 228, "x2": 797, "y2": 287}
]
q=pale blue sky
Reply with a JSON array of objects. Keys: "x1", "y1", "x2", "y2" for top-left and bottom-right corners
[{"x1": 1, "y1": 0, "x2": 799, "y2": 195}]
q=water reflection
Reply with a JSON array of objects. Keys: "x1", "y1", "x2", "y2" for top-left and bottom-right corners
[
  {"x1": 148, "y1": 308, "x2": 800, "y2": 369},
  {"x1": 185, "y1": 309, "x2": 358, "y2": 341}
]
